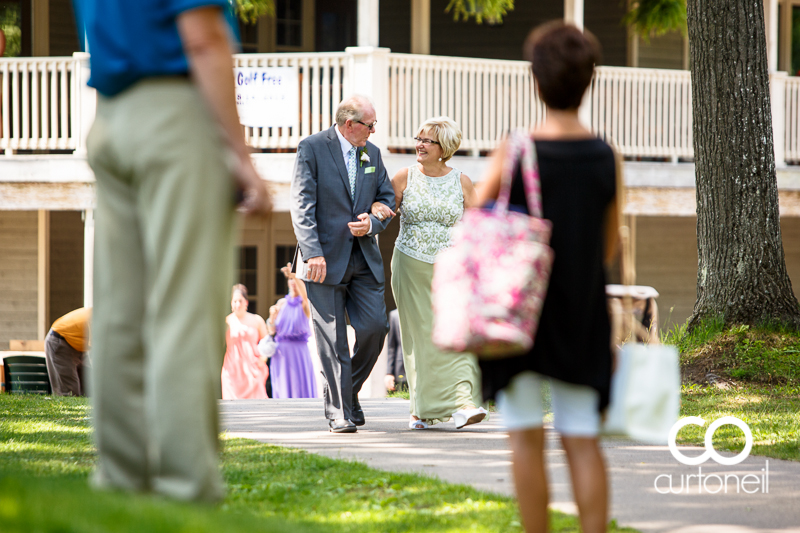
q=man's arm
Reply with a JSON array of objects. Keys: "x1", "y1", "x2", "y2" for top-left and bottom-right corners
[
  {"x1": 177, "y1": 6, "x2": 271, "y2": 214},
  {"x1": 366, "y1": 152, "x2": 397, "y2": 236},
  {"x1": 290, "y1": 141, "x2": 324, "y2": 261}
]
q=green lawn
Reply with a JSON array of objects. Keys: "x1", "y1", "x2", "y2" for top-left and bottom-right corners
[
  {"x1": 665, "y1": 319, "x2": 800, "y2": 462},
  {"x1": 0, "y1": 394, "x2": 637, "y2": 533}
]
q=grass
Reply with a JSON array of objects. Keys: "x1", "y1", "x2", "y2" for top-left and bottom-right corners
[
  {"x1": 661, "y1": 318, "x2": 800, "y2": 462},
  {"x1": 0, "y1": 394, "x2": 638, "y2": 532}
]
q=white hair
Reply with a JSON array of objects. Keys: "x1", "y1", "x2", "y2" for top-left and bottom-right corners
[{"x1": 335, "y1": 95, "x2": 374, "y2": 127}]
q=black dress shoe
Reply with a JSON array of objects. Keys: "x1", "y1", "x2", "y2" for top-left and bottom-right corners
[
  {"x1": 351, "y1": 395, "x2": 365, "y2": 426},
  {"x1": 329, "y1": 419, "x2": 357, "y2": 433}
]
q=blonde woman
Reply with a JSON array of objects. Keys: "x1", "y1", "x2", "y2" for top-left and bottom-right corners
[{"x1": 372, "y1": 117, "x2": 486, "y2": 430}]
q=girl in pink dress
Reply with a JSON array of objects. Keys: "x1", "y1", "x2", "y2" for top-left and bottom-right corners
[{"x1": 221, "y1": 284, "x2": 269, "y2": 399}]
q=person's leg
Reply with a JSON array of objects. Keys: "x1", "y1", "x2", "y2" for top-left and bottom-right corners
[
  {"x1": 134, "y1": 79, "x2": 235, "y2": 502},
  {"x1": 391, "y1": 249, "x2": 417, "y2": 418},
  {"x1": 497, "y1": 371, "x2": 548, "y2": 532},
  {"x1": 44, "y1": 333, "x2": 65, "y2": 395},
  {"x1": 508, "y1": 428, "x2": 549, "y2": 533},
  {"x1": 346, "y1": 244, "x2": 388, "y2": 396},
  {"x1": 87, "y1": 96, "x2": 149, "y2": 492},
  {"x1": 550, "y1": 379, "x2": 607, "y2": 533},
  {"x1": 560, "y1": 436, "x2": 608, "y2": 533},
  {"x1": 306, "y1": 281, "x2": 351, "y2": 421},
  {"x1": 52, "y1": 340, "x2": 84, "y2": 396}
]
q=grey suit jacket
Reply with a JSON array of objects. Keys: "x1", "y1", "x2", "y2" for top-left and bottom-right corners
[{"x1": 290, "y1": 126, "x2": 396, "y2": 285}]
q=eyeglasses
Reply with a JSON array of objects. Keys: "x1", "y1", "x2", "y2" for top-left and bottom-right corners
[
  {"x1": 414, "y1": 137, "x2": 440, "y2": 146},
  {"x1": 356, "y1": 120, "x2": 377, "y2": 130}
]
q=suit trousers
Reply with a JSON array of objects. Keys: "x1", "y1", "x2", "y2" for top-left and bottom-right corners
[
  {"x1": 306, "y1": 242, "x2": 389, "y2": 421},
  {"x1": 87, "y1": 78, "x2": 237, "y2": 503}
]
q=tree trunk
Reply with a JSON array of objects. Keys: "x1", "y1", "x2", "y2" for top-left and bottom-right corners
[{"x1": 687, "y1": 0, "x2": 800, "y2": 328}]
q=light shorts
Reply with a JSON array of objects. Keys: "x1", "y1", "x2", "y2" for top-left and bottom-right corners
[{"x1": 497, "y1": 370, "x2": 601, "y2": 437}]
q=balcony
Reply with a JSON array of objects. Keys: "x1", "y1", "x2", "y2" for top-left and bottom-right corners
[{"x1": 0, "y1": 49, "x2": 797, "y2": 164}]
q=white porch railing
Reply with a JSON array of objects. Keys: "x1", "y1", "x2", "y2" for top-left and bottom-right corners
[
  {"x1": 387, "y1": 54, "x2": 545, "y2": 152},
  {"x1": 233, "y1": 52, "x2": 349, "y2": 149},
  {"x1": 1, "y1": 49, "x2": 798, "y2": 165},
  {"x1": 0, "y1": 55, "x2": 83, "y2": 154},
  {"x1": 589, "y1": 67, "x2": 692, "y2": 159}
]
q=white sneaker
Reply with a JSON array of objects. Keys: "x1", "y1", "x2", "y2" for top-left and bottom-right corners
[
  {"x1": 409, "y1": 416, "x2": 429, "y2": 430},
  {"x1": 452, "y1": 407, "x2": 488, "y2": 429}
]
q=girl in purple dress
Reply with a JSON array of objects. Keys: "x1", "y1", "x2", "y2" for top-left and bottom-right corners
[{"x1": 267, "y1": 264, "x2": 318, "y2": 398}]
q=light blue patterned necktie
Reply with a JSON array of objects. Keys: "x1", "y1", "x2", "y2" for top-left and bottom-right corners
[{"x1": 347, "y1": 146, "x2": 357, "y2": 200}]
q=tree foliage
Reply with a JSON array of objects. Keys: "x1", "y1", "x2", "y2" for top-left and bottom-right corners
[
  {"x1": 624, "y1": 0, "x2": 686, "y2": 39},
  {"x1": 446, "y1": 0, "x2": 515, "y2": 24},
  {"x1": 234, "y1": 0, "x2": 274, "y2": 25},
  {"x1": 233, "y1": 0, "x2": 515, "y2": 26}
]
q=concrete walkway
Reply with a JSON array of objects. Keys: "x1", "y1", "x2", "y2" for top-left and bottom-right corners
[{"x1": 221, "y1": 398, "x2": 800, "y2": 533}]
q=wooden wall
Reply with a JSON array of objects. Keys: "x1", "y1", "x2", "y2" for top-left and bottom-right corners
[
  {"x1": 636, "y1": 31, "x2": 685, "y2": 70},
  {"x1": 0, "y1": 211, "x2": 38, "y2": 349},
  {"x1": 49, "y1": 0, "x2": 80, "y2": 57},
  {"x1": 636, "y1": 216, "x2": 800, "y2": 333},
  {"x1": 48, "y1": 211, "x2": 84, "y2": 326}
]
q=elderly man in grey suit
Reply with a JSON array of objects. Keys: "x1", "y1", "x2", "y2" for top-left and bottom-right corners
[{"x1": 291, "y1": 95, "x2": 396, "y2": 433}]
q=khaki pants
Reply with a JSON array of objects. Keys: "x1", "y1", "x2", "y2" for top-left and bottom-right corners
[{"x1": 87, "y1": 78, "x2": 237, "y2": 503}]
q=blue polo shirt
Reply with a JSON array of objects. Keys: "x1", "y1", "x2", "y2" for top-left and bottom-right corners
[{"x1": 72, "y1": 0, "x2": 235, "y2": 97}]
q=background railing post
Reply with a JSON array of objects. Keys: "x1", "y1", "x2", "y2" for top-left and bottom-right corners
[
  {"x1": 345, "y1": 47, "x2": 391, "y2": 152},
  {"x1": 73, "y1": 52, "x2": 96, "y2": 156},
  {"x1": 771, "y1": 71, "x2": 787, "y2": 168}
]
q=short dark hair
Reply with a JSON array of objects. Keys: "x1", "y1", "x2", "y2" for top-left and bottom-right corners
[{"x1": 523, "y1": 22, "x2": 601, "y2": 110}]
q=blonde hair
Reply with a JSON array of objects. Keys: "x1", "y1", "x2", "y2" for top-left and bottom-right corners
[{"x1": 416, "y1": 116, "x2": 462, "y2": 162}]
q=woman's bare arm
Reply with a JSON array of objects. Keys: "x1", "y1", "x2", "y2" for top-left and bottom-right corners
[{"x1": 474, "y1": 140, "x2": 508, "y2": 206}]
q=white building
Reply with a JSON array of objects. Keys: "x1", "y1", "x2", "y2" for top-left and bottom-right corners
[{"x1": 2, "y1": 0, "x2": 800, "y2": 348}]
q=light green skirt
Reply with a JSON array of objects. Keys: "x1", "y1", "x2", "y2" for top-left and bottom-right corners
[{"x1": 391, "y1": 248, "x2": 483, "y2": 424}]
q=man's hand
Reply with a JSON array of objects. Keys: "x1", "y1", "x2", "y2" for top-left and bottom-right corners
[
  {"x1": 234, "y1": 153, "x2": 272, "y2": 215},
  {"x1": 384, "y1": 374, "x2": 396, "y2": 392},
  {"x1": 348, "y1": 213, "x2": 371, "y2": 237},
  {"x1": 307, "y1": 256, "x2": 327, "y2": 283}
]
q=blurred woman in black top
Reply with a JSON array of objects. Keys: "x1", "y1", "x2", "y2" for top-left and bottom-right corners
[{"x1": 476, "y1": 22, "x2": 621, "y2": 533}]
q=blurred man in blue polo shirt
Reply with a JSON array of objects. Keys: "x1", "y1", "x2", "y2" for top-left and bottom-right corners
[{"x1": 72, "y1": 0, "x2": 272, "y2": 502}]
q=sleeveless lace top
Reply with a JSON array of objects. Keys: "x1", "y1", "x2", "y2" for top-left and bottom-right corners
[{"x1": 395, "y1": 165, "x2": 464, "y2": 263}]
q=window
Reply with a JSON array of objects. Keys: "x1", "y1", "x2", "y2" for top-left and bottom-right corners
[
  {"x1": 237, "y1": 246, "x2": 259, "y2": 314},
  {"x1": 793, "y1": 6, "x2": 800, "y2": 76},
  {"x1": 276, "y1": 0, "x2": 302, "y2": 48},
  {"x1": 237, "y1": 19, "x2": 259, "y2": 53}
]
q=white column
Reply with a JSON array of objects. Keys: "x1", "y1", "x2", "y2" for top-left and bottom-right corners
[
  {"x1": 765, "y1": 0, "x2": 779, "y2": 72},
  {"x1": 564, "y1": 0, "x2": 584, "y2": 30},
  {"x1": 357, "y1": 0, "x2": 380, "y2": 48},
  {"x1": 411, "y1": 0, "x2": 430, "y2": 55},
  {"x1": 73, "y1": 52, "x2": 97, "y2": 157},
  {"x1": 83, "y1": 209, "x2": 94, "y2": 308},
  {"x1": 345, "y1": 47, "x2": 391, "y2": 151},
  {"x1": 771, "y1": 71, "x2": 787, "y2": 168}
]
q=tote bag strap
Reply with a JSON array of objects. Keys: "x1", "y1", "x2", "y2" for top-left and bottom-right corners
[{"x1": 495, "y1": 130, "x2": 543, "y2": 218}]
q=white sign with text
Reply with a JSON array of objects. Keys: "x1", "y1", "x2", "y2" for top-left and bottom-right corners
[{"x1": 234, "y1": 67, "x2": 298, "y2": 128}]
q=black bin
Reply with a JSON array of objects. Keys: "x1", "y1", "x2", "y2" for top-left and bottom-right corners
[{"x1": 3, "y1": 355, "x2": 51, "y2": 394}]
